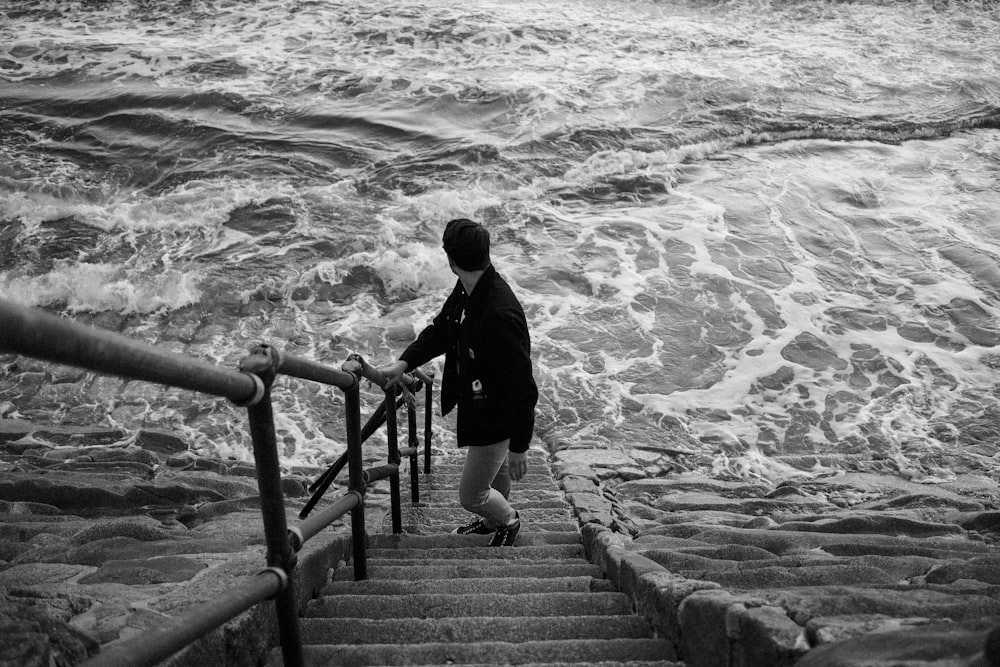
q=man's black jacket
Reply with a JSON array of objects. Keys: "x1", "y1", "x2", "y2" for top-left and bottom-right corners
[{"x1": 399, "y1": 265, "x2": 537, "y2": 453}]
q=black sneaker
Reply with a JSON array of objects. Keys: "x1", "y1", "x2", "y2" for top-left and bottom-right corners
[
  {"x1": 487, "y1": 514, "x2": 520, "y2": 547},
  {"x1": 452, "y1": 518, "x2": 493, "y2": 535}
]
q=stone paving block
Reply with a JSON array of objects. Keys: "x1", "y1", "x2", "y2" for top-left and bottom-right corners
[
  {"x1": 924, "y1": 555, "x2": 1000, "y2": 585},
  {"x1": 634, "y1": 570, "x2": 719, "y2": 652},
  {"x1": 751, "y1": 586, "x2": 1000, "y2": 625},
  {"x1": 695, "y1": 563, "x2": 898, "y2": 588},
  {"x1": 730, "y1": 605, "x2": 809, "y2": 667},
  {"x1": 795, "y1": 617, "x2": 998, "y2": 667},
  {"x1": 804, "y1": 614, "x2": 944, "y2": 646},
  {"x1": 678, "y1": 589, "x2": 737, "y2": 667}
]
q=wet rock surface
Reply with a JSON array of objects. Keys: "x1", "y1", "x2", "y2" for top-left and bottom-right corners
[
  {"x1": 1, "y1": 421, "x2": 999, "y2": 666},
  {"x1": 556, "y1": 449, "x2": 1000, "y2": 667},
  {"x1": 0, "y1": 420, "x2": 344, "y2": 666}
]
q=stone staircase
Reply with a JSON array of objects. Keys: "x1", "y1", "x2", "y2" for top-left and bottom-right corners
[{"x1": 266, "y1": 450, "x2": 678, "y2": 666}]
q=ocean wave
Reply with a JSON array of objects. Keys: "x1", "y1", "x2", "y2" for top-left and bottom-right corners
[{"x1": 0, "y1": 262, "x2": 202, "y2": 315}]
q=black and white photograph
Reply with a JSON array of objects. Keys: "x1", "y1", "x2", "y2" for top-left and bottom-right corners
[{"x1": 1, "y1": 1, "x2": 999, "y2": 665}]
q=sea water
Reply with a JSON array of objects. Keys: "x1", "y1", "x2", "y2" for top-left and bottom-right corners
[{"x1": 1, "y1": 0, "x2": 999, "y2": 485}]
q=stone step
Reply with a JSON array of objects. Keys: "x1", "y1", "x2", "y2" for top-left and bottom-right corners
[
  {"x1": 403, "y1": 498, "x2": 570, "y2": 510},
  {"x1": 299, "y1": 614, "x2": 654, "y2": 644},
  {"x1": 363, "y1": 518, "x2": 578, "y2": 539},
  {"x1": 367, "y1": 531, "x2": 582, "y2": 550},
  {"x1": 419, "y1": 456, "x2": 550, "y2": 470},
  {"x1": 398, "y1": 487, "x2": 562, "y2": 499},
  {"x1": 395, "y1": 663, "x2": 677, "y2": 667},
  {"x1": 411, "y1": 476, "x2": 560, "y2": 490},
  {"x1": 407, "y1": 483, "x2": 563, "y2": 494},
  {"x1": 366, "y1": 544, "x2": 585, "y2": 561},
  {"x1": 364, "y1": 497, "x2": 572, "y2": 513},
  {"x1": 386, "y1": 520, "x2": 582, "y2": 535},
  {"x1": 393, "y1": 506, "x2": 574, "y2": 525},
  {"x1": 306, "y1": 592, "x2": 632, "y2": 619},
  {"x1": 411, "y1": 474, "x2": 557, "y2": 485},
  {"x1": 286, "y1": 451, "x2": 676, "y2": 667},
  {"x1": 359, "y1": 558, "x2": 588, "y2": 571},
  {"x1": 416, "y1": 461, "x2": 552, "y2": 471},
  {"x1": 267, "y1": 639, "x2": 677, "y2": 666},
  {"x1": 413, "y1": 470, "x2": 555, "y2": 480},
  {"x1": 321, "y1": 576, "x2": 616, "y2": 596},
  {"x1": 406, "y1": 491, "x2": 569, "y2": 505},
  {"x1": 335, "y1": 562, "x2": 603, "y2": 581},
  {"x1": 413, "y1": 470, "x2": 555, "y2": 481},
  {"x1": 410, "y1": 484, "x2": 562, "y2": 497}
]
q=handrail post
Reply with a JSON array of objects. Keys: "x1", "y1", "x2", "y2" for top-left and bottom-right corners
[
  {"x1": 384, "y1": 388, "x2": 403, "y2": 534},
  {"x1": 424, "y1": 373, "x2": 434, "y2": 474},
  {"x1": 343, "y1": 377, "x2": 368, "y2": 580},
  {"x1": 239, "y1": 345, "x2": 304, "y2": 667},
  {"x1": 407, "y1": 402, "x2": 420, "y2": 504}
]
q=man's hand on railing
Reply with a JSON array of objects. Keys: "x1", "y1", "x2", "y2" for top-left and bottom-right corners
[
  {"x1": 377, "y1": 360, "x2": 409, "y2": 388},
  {"x1": 509, "y1": 451, "x2": 528, "y2": 481}
]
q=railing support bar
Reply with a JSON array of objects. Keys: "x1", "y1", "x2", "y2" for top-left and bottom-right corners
[
  {"x1": 240, "y1": 346, "x2": 303, "y2": 667},
  {"x1": 343, "y1": 381, "x2": 368, "y2": 581},
  {"x1": 424, "y1": 375, "x2": 434, "y2": 474},
  {"x1": 364, "y1": 463, "x2": 400, "y2": 485},
  {"x1": 384, "y1": 387, "x2": 403, "y2": 534},
  {"x1": 291, "y1": 491, "x2": 362, "y2": 552},
  {"x1": 407, "y1": 403, "x2": 420, "y2": 503}
]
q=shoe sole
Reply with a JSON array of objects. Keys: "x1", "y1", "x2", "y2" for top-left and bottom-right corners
[{"x1": 452, "y1": 520, "x2": 493, "y2": 535}]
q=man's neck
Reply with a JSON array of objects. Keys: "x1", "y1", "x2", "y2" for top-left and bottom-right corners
[{"x1": 458, "y1": 268, "x2": 486, "y2": 295}]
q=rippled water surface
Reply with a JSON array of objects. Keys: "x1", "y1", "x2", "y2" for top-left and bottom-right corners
[{"x1": 2, "y1": 0, "x2": 999, "y2": 484}]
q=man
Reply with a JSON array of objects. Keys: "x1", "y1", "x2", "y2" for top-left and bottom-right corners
[{"x1": 379, "y1": 218, "x2": 538, "y2": 547}]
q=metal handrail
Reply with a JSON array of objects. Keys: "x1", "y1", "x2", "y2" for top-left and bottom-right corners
[
  {"x1": 0, "y1": 299, "x2": 262, "y2": 404},
  {"x1": 76, "y1": 568, "x2": 288, "y2": 667},
  {"x1": 290, "y1": 491, "x2": 362, "y2": 552},
  {"x1": 275, "y1": 348, "x2": 357, "y2": 391},
  {"x1": 0, "y1": 299, "x2": 436, "y2": 667}
]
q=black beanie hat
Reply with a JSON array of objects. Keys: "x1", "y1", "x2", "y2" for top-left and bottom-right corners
[{"x1": 442, "y1": 218, "x2": 490, "y2": 271}]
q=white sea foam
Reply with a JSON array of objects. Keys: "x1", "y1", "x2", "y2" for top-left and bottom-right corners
[{"x1": 0, "y1": 262, "x2": 202, "y2": 314}]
